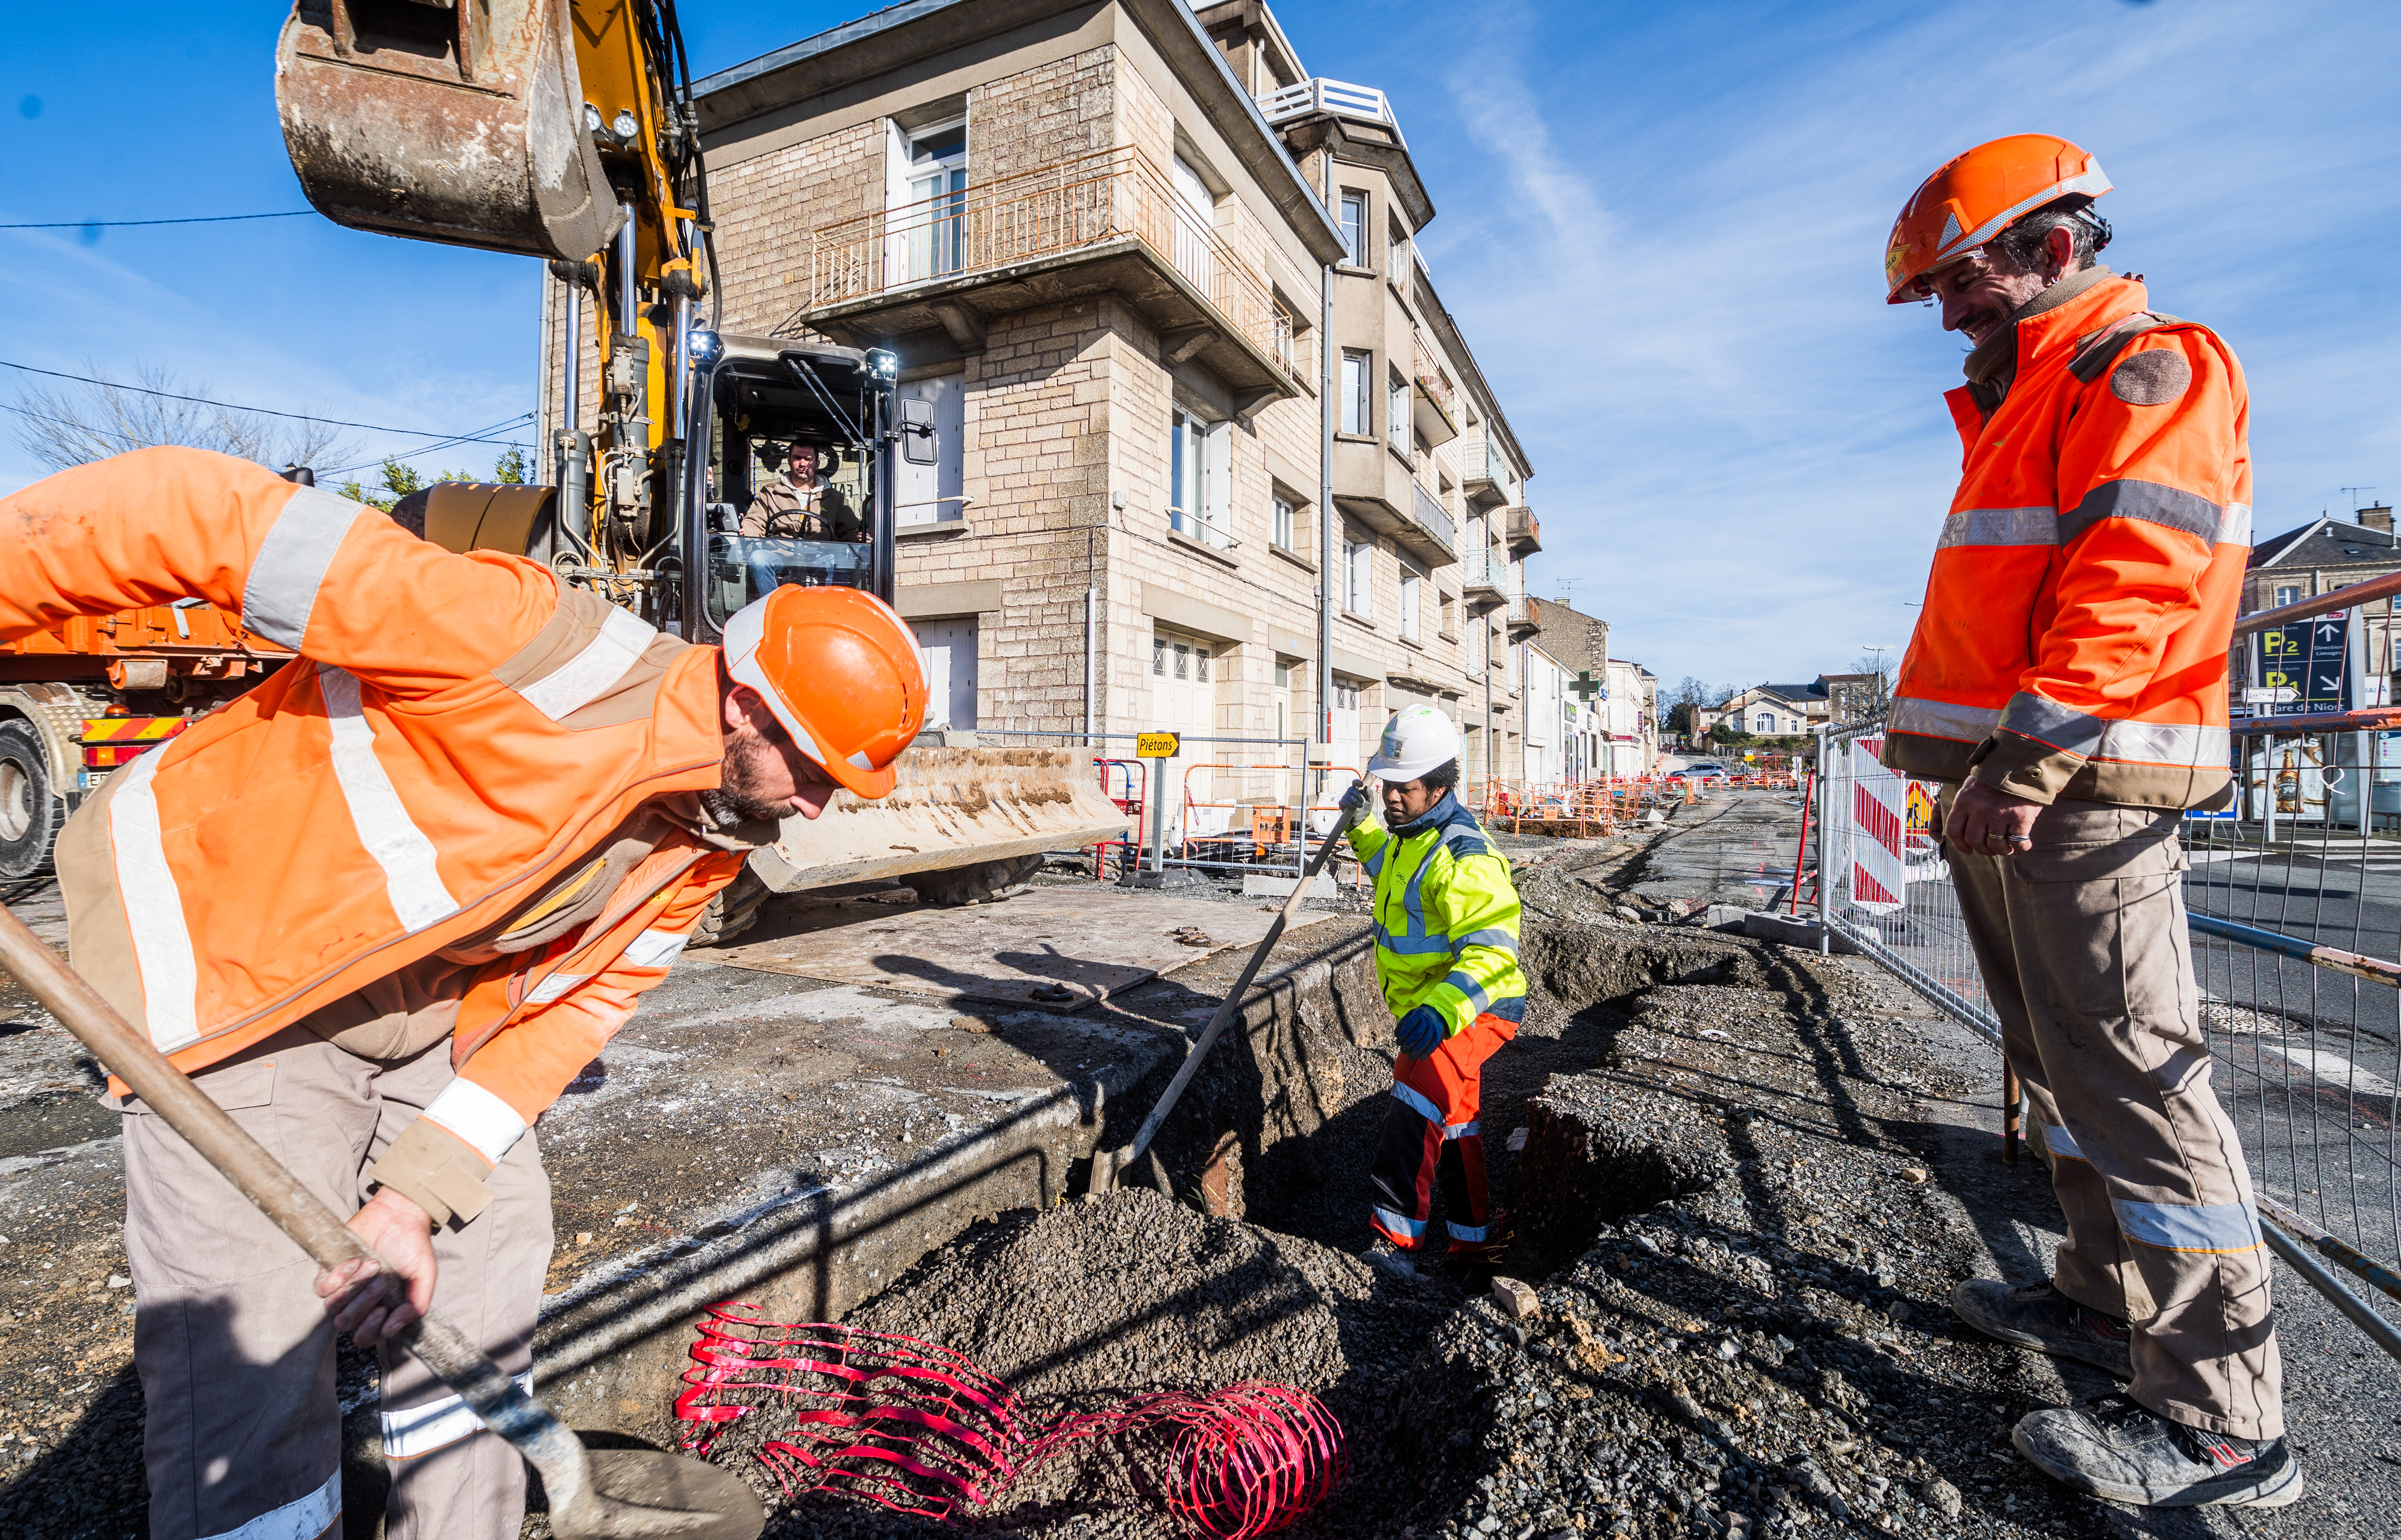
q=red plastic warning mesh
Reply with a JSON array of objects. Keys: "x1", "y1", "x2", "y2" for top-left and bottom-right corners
[{"x1": 674, "y1": 1304, "x2": 1345, "y2": 1538}]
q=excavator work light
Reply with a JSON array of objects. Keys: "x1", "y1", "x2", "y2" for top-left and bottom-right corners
[{"x1": 865, "y1": 348, "x2": 899, "y2": 380}]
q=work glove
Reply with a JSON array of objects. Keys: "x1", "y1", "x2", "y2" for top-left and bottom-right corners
[
  {"x1": 1339, "y1": 778, "x2": 1373, "y2": 815},
  {"x1": 1393, "y1": 1004, "x2": 1448, "y2": 1060}
]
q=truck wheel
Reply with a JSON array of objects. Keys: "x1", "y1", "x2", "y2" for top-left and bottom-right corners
[
  {"x1": 0, "y1": 721, "x2": 63, "y2": 881},
  {"x1": 902, "y1": 854, "x2": 1043, "y2": 907},
  {"x1": 689, "y1": 866, "x2": 771, "y2": 948}
]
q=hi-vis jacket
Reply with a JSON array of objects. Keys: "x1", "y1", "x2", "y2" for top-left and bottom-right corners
[
  {"x1": 1884, "y1": 269, "x2": 2250, "y2": 808},
  {"x1": 0, "y1": 449, "x2": 757, "y2": 1223},
  {"x1": 1347, "y1": 792, "x2": 1527, "y2": 1043}
]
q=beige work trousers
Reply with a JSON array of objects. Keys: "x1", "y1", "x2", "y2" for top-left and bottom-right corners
[
  {"x1": 120, "y1": 1027, "x2": 552, "y2": 1540},
  {"x1": 1943, "y1": 790, "x2": 2282, "y2": 1439}
]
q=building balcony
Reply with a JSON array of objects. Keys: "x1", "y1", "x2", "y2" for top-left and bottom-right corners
[
  {"x1": 802, "y1": 147, "x2": 1302, "y2": 404},
  {"x1": 1461, "y1": 549, "x2": 1505, "y2": 615},
  {"x1": 1506, "y1": 593, "x2": 1540, "y2": 642},
  {"x1": 1333, "y1": 437, "x2": 1454, "y2": 568},
  {"x1": 1256, "y1": 77, "x2": 1406, "y2": 145},
  {"x1": 1463, "y1": 440, "x2": 1511, "y2": 512},
  {"x1": 1505, "y1": 504, "x2": 1540, "y2": 556},
  {"x1": 1410, "y1": 331, "x2": 1460, "y2": 448}
]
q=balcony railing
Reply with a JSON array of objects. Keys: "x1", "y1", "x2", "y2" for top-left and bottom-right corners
[
  {"x1": 1505, "y1": 505, "x2": 1540, "y2": 556},
  {"x1": 1257, "y1": 78, "x2": 1401, "y2": 138},
  {"x1": 808, "y1": 146, "x2": 1292, "y2": 371},
  {"x1": 1412, "y1": 331, "x2": 1460, "y2": 426},
  {"x1": 1411, "y1": 480, "x2": 1455, "y2": 549}
]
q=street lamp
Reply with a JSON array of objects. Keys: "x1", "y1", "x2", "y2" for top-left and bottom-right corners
[{"x1": 1859, "y1": 644, "x2": 1892, "y2": 721}]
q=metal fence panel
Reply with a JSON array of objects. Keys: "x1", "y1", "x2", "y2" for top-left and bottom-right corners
[{"x1": 1815, "y1": 718, "x2": 2401, "y2": 1351}]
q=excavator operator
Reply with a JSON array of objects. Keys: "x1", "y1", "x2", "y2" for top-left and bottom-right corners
[{"x1": 0, "y1": 446, "x2": 928, "y2": 1540}]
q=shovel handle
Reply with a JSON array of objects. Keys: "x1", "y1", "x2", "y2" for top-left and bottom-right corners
[
  {"x1": 1103, "y1": 801, "x2": 1363, "y2": 1187},
  {"x1": 0, "y1": 904, "x2": 588, "y2": 1496}
]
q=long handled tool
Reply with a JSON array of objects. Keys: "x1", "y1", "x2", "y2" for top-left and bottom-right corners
[
  {"x1": 1095, "y1": 802, "x2": 1363, "y2": 1195},
  {"x1": 0, "y1": 907, "x2": 762, "y2": 1540}
]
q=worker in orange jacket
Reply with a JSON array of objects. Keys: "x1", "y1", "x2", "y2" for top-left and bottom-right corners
[
  {"x1": 1883, "y1": 137, "x2": 2291, "y2": 1509},
  {"x1": 0, "y1": 448, "x2": 927, "y2": 1540}
]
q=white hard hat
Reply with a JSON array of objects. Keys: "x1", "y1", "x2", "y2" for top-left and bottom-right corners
[{"x1": 1365, "y1": 704, "x2": 1462, "y2": 781}]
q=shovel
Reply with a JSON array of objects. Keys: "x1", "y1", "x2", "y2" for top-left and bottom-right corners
[
  {"x1": 1095, "y1": 800, "x2": 1363, "y2": 1194},
  {"x1": 0, "y1": 906, "x2": 763, "y2": 1540}
]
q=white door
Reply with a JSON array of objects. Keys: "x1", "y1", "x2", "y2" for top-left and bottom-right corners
[
  {"x1": 911, "y1": 617, "x2": 978, "y2": 731},
  {"x1": 1170, "y1": 154, "x2": 1214, "y2": 294},
  {"x1": 896, "y1": 373, "x2": 964, "y2": 527},
  {"x1": 1150, "y1": 628, "x2": 1223, "y2": 844}
]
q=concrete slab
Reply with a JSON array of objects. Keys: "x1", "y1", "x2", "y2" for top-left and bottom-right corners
[
  {"x1": 706, "y1": 884, "x2": 1336, "y2": 1010},
  {"x1": 1243, "y1": 872, "x2": 1335, "y2": 900}
]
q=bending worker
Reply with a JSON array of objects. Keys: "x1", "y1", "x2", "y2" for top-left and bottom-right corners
[
  {"x1": 1340, "y1": 705, "x2": 1525, "y2": 1276},
  {"x1": 1881, "y1": 136, "x2": 2290, "y2": 1508},
  {"x1": 0, "y1": 447, "x2": 927, "y2": 1540}
]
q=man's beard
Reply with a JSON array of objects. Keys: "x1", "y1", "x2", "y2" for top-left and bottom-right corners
[{"x1": 700, "y1": 743, "x2": 796, "y2": 826}]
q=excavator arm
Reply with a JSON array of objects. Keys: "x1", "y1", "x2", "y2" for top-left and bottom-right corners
[{"x1": 276, "y1": 0, "x2": 715, "y2": 615}]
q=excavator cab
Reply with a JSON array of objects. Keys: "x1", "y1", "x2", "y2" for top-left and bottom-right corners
[{"x1": 679, "y1": 335, "x2": 903, "y2": 643}]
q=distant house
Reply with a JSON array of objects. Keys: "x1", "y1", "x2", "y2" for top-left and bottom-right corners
[
  {"x1": 1701, "y1": 682, "x2": 1820, "y2": 738},
  {"x1": 2243, "y1": 507, "x2": 2401, "y2": 692}
]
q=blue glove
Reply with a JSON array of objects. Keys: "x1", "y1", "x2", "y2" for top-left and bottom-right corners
[
  {"x1": 1339, "y1": 778, "x2": 1373, "y2": 815},
  {"x1": 1393, "y1": 1005, "x2": 1447, "y2": 1060}
]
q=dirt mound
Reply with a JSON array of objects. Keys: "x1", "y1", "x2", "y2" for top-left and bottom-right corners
[{"x1": 714, "y1": 1189, "x2": 1467, "y2": 1538}]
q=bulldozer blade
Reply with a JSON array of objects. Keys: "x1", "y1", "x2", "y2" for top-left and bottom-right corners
[
  {"x1": 748, "y1": 747, "x2": 1131, "y2": 893},
  {"x1": 276, "y1": 0, "x2": 622, "y2": 262}
]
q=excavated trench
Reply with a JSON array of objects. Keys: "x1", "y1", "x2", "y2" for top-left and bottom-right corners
[{"x1": 708, "y1": 833, "x2": 1859, "y2": 1539}]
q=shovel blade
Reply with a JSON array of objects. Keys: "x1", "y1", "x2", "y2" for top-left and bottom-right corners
[{"x1": 550, "y1": 1450, "x2": 766, "y2": 1540}]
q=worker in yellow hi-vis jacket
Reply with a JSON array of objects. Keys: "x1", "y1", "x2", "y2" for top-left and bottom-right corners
[{"x1": 1340, "y1": 704, "x2": 1527, "y2": 1277}]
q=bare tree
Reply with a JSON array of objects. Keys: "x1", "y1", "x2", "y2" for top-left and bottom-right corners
[{"x1": 10, "y1": 362, "x2": 356, "y2": 475}]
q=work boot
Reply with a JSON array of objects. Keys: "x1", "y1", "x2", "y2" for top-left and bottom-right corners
[
  {"x1": 1951, "y1": 1276, "x2": 2132, "y2": 1379},
  {"x1": 1363, "y1": 1238, "x2": 1420, "y2": 1282},
  {"x1": 2013, "y1": 1395, "x2": 2302, "y2": 1508}
]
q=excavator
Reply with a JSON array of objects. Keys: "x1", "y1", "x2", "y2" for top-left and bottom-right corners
[{"x1": 270, "y1": 0, "x2": 1126, "y2": 939}]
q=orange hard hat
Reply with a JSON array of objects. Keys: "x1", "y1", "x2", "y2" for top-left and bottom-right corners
[
  {"x1": 720, "y1": 584, "x2": 926, "y2": 799},
  {"x1": 1884, "y1": 133, "x2": 2111, "y2": 303}
]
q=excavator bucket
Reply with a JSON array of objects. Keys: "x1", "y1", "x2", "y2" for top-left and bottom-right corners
[
  {"x1": 748, "y1": 747, "x2": 1132, "y2": 894},
  {"x1": 275, "y1": 0, "x2": 621, "y2": 262}
]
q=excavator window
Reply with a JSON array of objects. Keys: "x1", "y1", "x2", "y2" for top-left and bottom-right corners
[{"x1": 700, "y1": 352, "x2": 877, "y2": 628}]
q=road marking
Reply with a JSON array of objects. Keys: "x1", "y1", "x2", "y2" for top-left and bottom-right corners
[{"x1": 2258, "y1": 1044, "x2": 2400, "y2": 1103}]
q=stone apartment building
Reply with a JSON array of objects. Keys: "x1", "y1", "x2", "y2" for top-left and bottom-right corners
[
  {"x1": 1524, "y1": 595, "x2": 1656, "y2": 780},
  {"x1": 2239, "y1": 506, "x2": 2401, "y2": 700},
  {"x1": 597, "y1": 0, "x2": 1541, "y2": 809}
]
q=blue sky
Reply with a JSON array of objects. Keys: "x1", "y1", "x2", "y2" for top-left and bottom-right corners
[{"x1": 5, "y1": 0, "x2": 2396, "y2": 689}]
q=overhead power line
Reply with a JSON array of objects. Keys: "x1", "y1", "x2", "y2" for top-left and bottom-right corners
[
  {"x1": 0, "y1": 211, "x2": 315, "y2": 230},
  {"x1": 1, "y1": 358, "x2": 519, "y2": 441}
]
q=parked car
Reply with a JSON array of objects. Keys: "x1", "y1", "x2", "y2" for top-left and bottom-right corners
[{"x1": 1668, "y1": 761, "x2": 1728, "y2": 783}]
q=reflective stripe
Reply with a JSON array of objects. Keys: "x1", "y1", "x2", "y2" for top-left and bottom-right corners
[
  {"x1": 1937, "y1": 506, "x2": 2057, "y2": 548},
  {"x1": 382, "y1": 1371, "x2": 532, "y2": 1459},
  {"x1": 2059, "y1": 478, "x2": 2232, "y2": 547},
  {"x1": 1887, "y1": 695, "x2": 2002, "y2": 743},
  {"x1": 1375, "y1": 923, "x2": 1452, "y2": 957},
  {"x1": 1362, "y1": 845, "x2": 1387, "y2": 880},
  {"x1": 2046, "y1": 1125, "x2": 2088, "y2": 1160},
  {"x1": 1448, "y1": 1218, "x2": 1492, "y2": 1242},
  {"x1": 108, "y1": 747, "x2": 199, "y2": 1051},
  {"x1": 1373, "y1": 1206, "x2": 1428, "y2": 1239},
  {"x1": 1453, "y1": 927, "x2": 1517, "y2": 954},
  {"x1": 1441, "y1": 969, "x2": 1492, "y2": 1015},
  {"x1": 242, "y1": 486, "x2": 363, "y2": 649},
  {"x1": 321, "y1": 666, "x2": 459, "y2": 932},
  {"x1": 420, "y1": 1078, "x2": 528, "y2": 1166},
  {"x1": 514, "y1": 608, "x2": 657, "y2": 721},
  {"x1": 1390, "y1": 1081, "x2": 1476, "y2": 1139},
  {"x1": 1998, "y1": 692, "x2": 2230, "y2": 766},
  {"x1": 2112, "y1": 1198, "x2": 2262, "y2": 1253},
  {"x1": 1999, "y1": 692, "x2": 2107, "y2": 756},
  {"x1": 2221, "y1": 502, "x2": 2252, "y2": 546},
  {"x1": 526, "y1": 971, "x2": 592, "y2": 1005},
  {"x1": 623, "y1": 927, "x2": 688, "y2": 970},
  {"x1": 194, "y1": 1463, "x2": 341, "y2": 1540},
  {"x1": 2095, "y1": 718, "x2": 2230, "y2": 768}
]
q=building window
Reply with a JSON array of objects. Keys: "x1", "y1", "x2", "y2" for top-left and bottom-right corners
[
  {"x1": 1272, "y1": 495, "x2": 1295, "y2": 551},
  {"x1": 2273, "y1": 584, "x2": 2301, "y2": 607},
  {"x1": 1756, "y1": 712, "x2": 1774, "y2": 733},
  {"x1": 1345, "y1": 537, "x2": 1372, "y2": 615},
  {"x1": 1339, "y1": 190, "x2": 1369, "y2": 267},
  {"x1": 891, "y1": 120, "x2": 967, "y2": 281},
  {"x1": 1168, "y1": 407, "x2": 1228, "y2": 546},
  {"x1": 1398, "y1": 565, "x2": 1421, "y2": 641},
  {"x1": 1275, "y1": 658, "x2": 1294, "y2": 688},
  {"x1": 1387, "y1": 370, "x2": 1409, "y2": 455},
  {"x1": 1341, "y1": 350, "x2": 1370, "y2": 435},
  {"x1": 1152, "y1": 636, "x2": 1166, "y2": 675}
]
